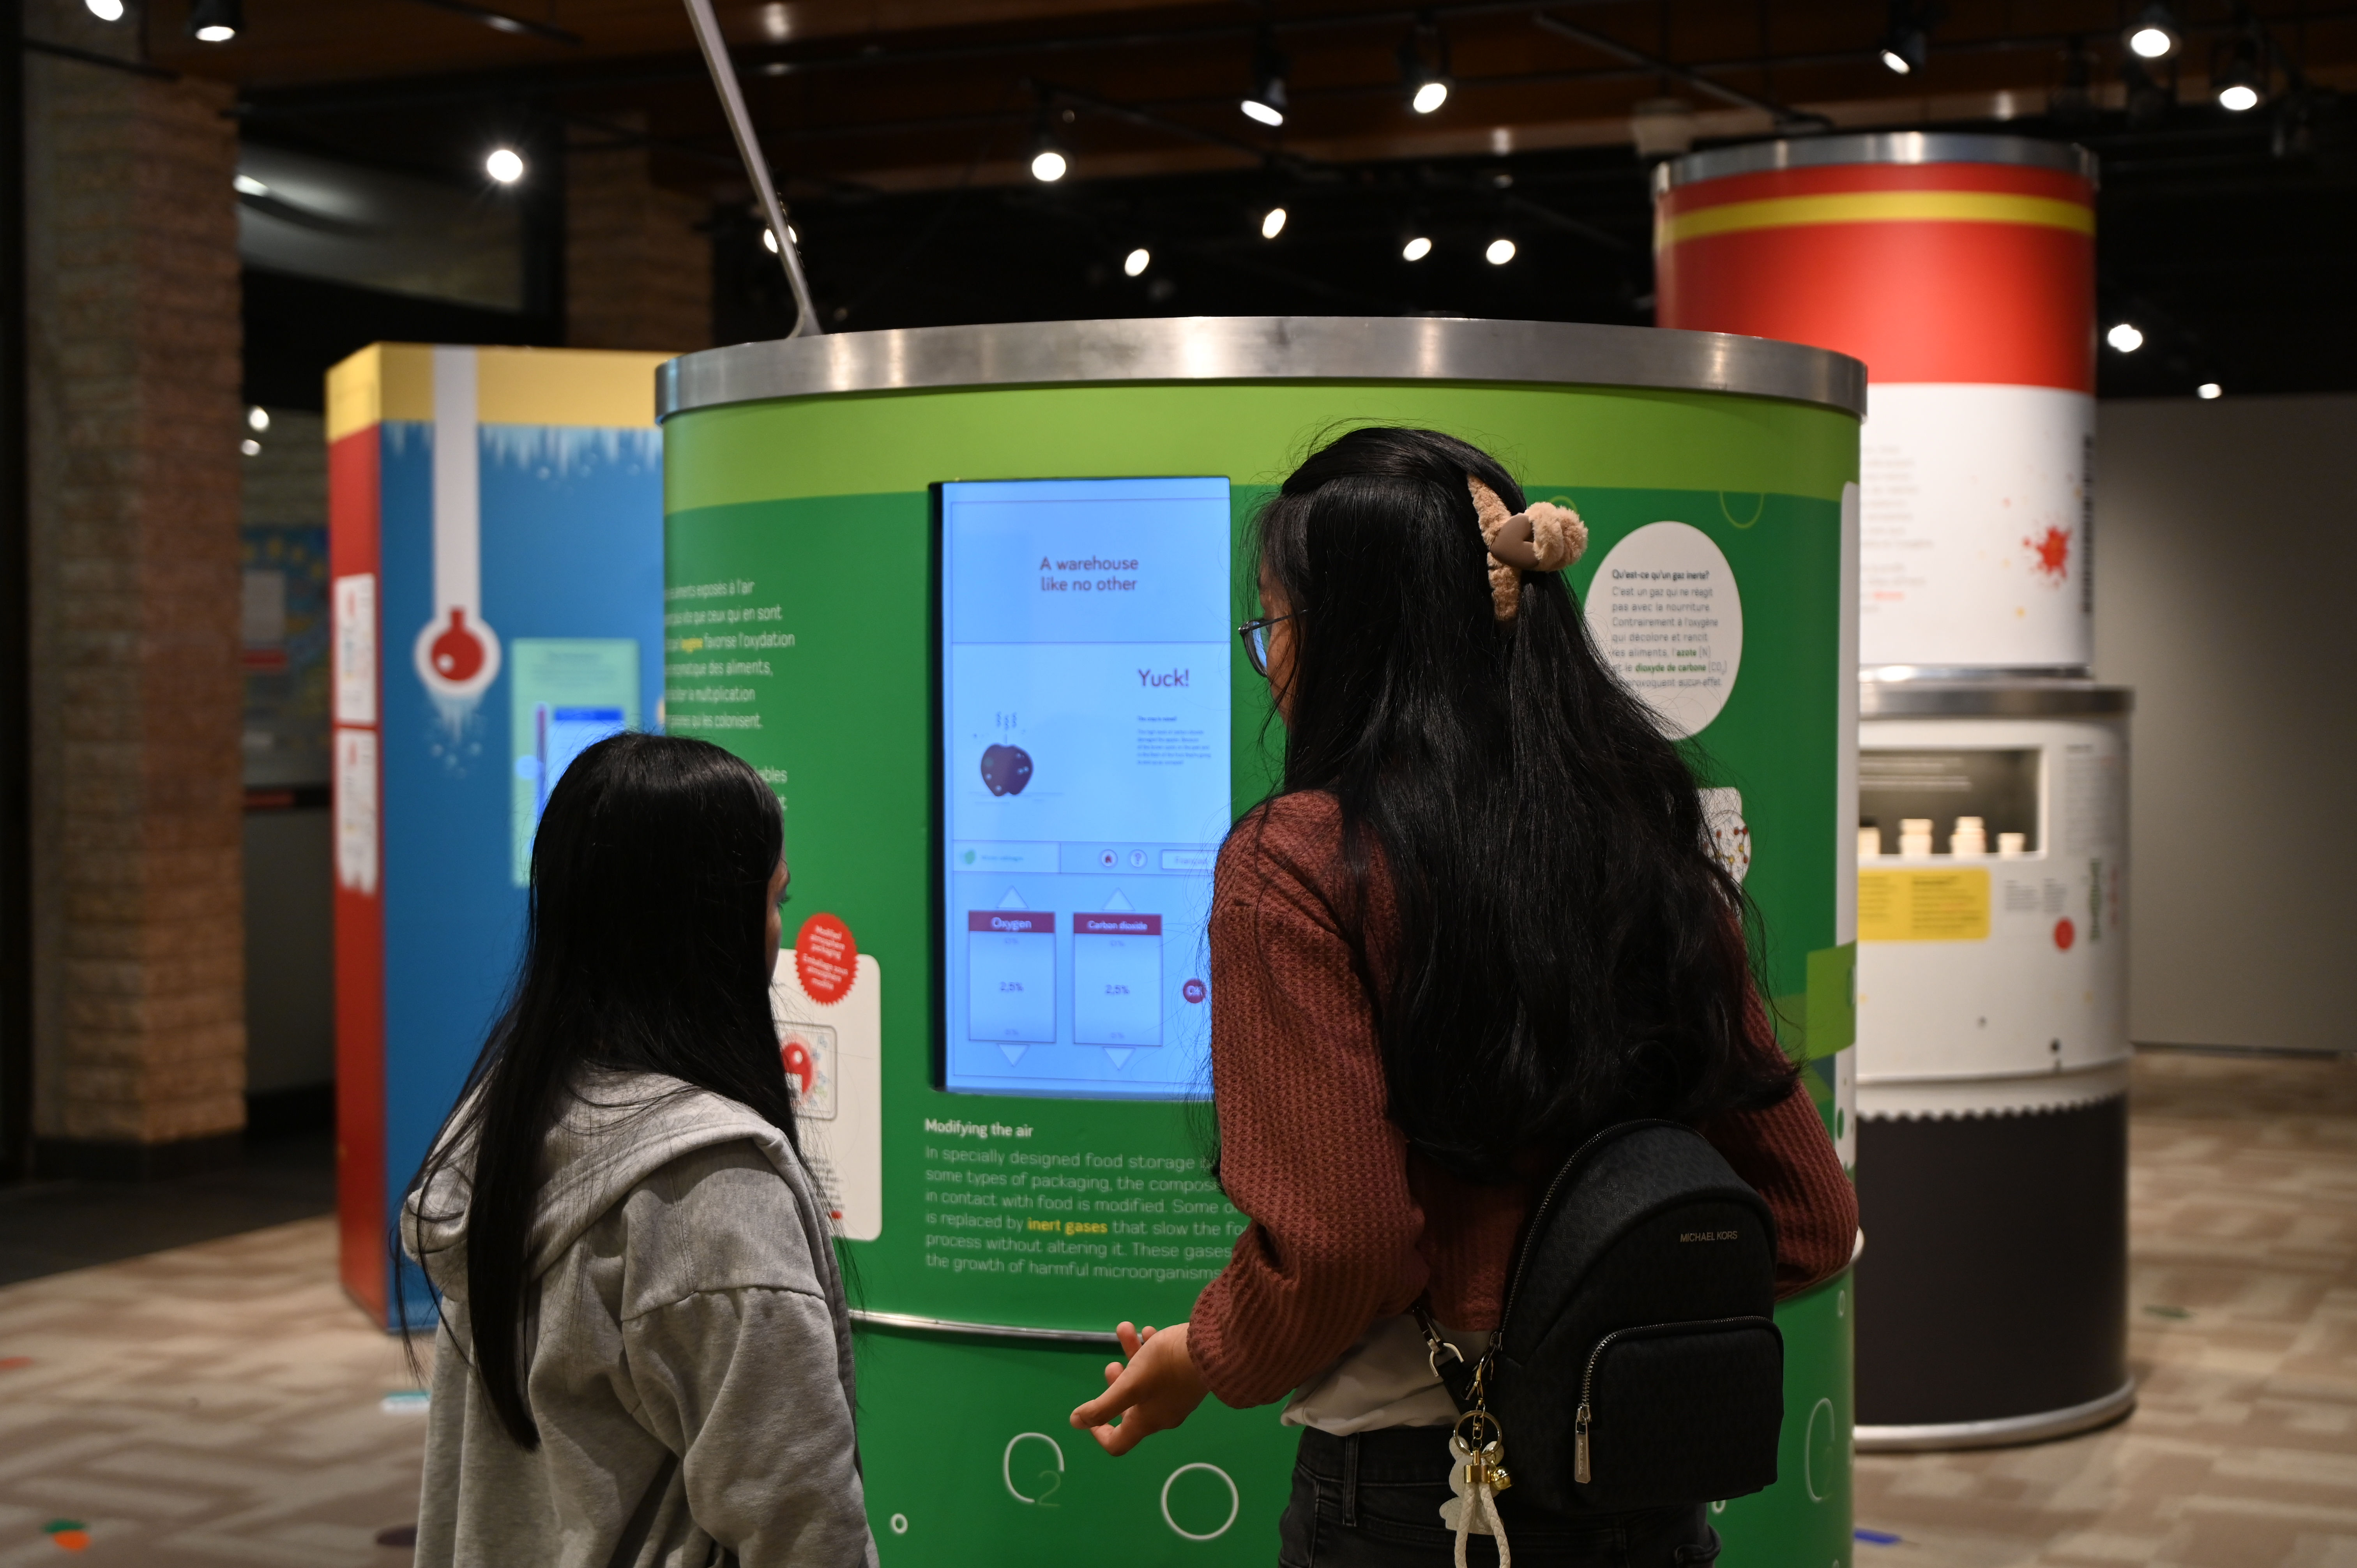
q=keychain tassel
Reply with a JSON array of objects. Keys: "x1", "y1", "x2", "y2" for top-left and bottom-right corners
[{"x1": 1452, "y1": 1480, "x2": 1511, "y2": 1568}]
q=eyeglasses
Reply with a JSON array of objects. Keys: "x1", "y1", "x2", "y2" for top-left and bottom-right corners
[{"x1": 1237, "y1": 611, "x2": 1299, "y2": 677}]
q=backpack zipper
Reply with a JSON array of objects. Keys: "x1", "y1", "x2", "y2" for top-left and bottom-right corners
[
  {"x1": 1573, "y1": 1315, "x2": 1776, "y2": 1485},
  {"x1": 1493, "y1": 1119, "x2": 1682, "y2": 1358}
]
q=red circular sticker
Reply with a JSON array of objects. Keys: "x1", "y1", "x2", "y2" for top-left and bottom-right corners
[
  {"x1": 2053, "y1": 918, "x2": 2076, "y2": 952},
  {"x1": 1182, "y1": 978, "x2": 1207, "y2": 1004},
  {"x1": 794, "y1": 912, "x2": 857, "y2": 1005}
]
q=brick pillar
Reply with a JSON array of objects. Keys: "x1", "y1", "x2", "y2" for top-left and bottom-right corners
[
  {"x1": 567, "y1": 116, "x2": 712, "y2": 353},
  {"x1": 24, "y1": 1, "x2": 248, "y2": 1173}
]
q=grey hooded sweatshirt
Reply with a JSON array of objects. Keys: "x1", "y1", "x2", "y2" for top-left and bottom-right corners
[{"x1": 401, "y1": 1072, "x2": 877, "y2": 1568}]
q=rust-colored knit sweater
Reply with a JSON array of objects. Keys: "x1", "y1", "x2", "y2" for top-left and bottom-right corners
[{"x1": 1187, "y1": 793, "x2": 1859, "y2": 1411}]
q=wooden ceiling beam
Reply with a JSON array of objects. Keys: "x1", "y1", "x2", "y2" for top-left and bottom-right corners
[{"x1": 207, "y1": 0, "x2": 2357, "y2": 201}]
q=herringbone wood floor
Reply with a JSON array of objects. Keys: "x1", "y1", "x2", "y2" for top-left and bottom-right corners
[
  {"x1": 0, "y1": 1220, "x2": 428, "y2": 1566},
  {"x1": 1855, "y1": 1051, "x2": 2357, "y2": 1568}
]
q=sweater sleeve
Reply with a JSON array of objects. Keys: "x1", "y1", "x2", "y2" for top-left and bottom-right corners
[
  {"x1": 1187, "y1": 802, "x2": 1429, "y2": 1410},
  {"x1": 1698, "y1": 993, "x2": 1859, "y2": 1299},
  {"x1": 617, "y1": 1145, "x2": 877, "y2": 1568},
  {"x1": 624, "y1": 1287, "x2": 876, "y2": 1568}
]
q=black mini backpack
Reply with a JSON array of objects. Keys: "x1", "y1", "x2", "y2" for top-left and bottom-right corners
[{"x1": 1438, "y1": 1119, "x2": 1786, "y2": 1516}]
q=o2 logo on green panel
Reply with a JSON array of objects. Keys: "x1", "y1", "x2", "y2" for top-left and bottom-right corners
[{"x1": 994, "y1": 1430, "x2": 1241, "y2": 1542}]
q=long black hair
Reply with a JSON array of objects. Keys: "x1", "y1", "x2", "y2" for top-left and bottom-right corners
[
  {"x1": 403, "y1": 732, "x2": 792, "y2": 1447},
  {"x1": 1247, "y1": 426, "x2": 1794, "y2": 1180}
]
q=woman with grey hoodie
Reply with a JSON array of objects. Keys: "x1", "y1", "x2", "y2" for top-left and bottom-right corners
[{"x1": 400, "y1": 733, "x2": 876, "y2": 1568}]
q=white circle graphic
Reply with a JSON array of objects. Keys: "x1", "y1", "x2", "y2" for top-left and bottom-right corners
[
  {"x1": 1002, "y1": 1432, "x2": 1064, "y2": 1504},
  {"x1": 1160, "y1": 1462, "x2": 1240, "y2": 1541},
  {"x1": 1583, "y1": 521, "x2": 1744, "y2": 738},
  {"x1": 1804, "y1": 1397, "x2": 1837, "y2": 1502},
  {"x1": 889, "y1": 1514, "x2": 908, "y2": 1535}
]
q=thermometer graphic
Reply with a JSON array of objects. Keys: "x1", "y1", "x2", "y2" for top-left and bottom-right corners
[{"x1": 413, "y1": 346, "x2": 502, "y2": 705}]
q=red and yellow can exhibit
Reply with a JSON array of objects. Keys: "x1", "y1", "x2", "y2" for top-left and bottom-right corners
[{"x1": 1655, "y1": 135, "x2": 2097, "y2": 673}]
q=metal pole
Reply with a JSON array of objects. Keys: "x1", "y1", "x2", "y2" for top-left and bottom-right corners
[
  {"x1": 681, "y1": 0, "x2": 821, "y2": 337},
  {"x1": 1534, "y1": 10, "x2": 1832, "y2": 130}
]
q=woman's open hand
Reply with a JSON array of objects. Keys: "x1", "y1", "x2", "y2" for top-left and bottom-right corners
[{"x1": 1069, "y1": 1321, "x2": 1209, "y2": 1456}]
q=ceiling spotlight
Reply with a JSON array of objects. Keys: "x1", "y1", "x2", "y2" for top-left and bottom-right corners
[
  {"x1": 2215, "y1": 37, "x2": 2265, "y2": 111},
  {"x1": 187, "y1": 0, "x2": 240, "y2": 41},
  {"x1": 1029, "y1": 104, "x2": 1070, "y2": 183},
  {"x1": 2106, "y1": 322, "x2": 2145, "y2": 353},
  {"x1": 233, "y1": 173, "x2": 269, "y2": 197},
  {"x1": 1261, "y1": 206, "x2": 1288, "y2": 240},
  {"x1": 1242, "y1": 30, "x2": 1289, "y2": 127},
  {"x1": 240, "y1": 438, "x2": 261, "y2": 457},
  {"x1": 2197, "y1": 382, "x2": 2222, "y2": 399},
  {"x1": 1878, "y1": 2, "x2": 1932, "y2": 74},
  {"x1": 1485, "y1": 237, "x2": 1516, "y2": 266},
  {"x1": 2125, "y1": 3, "x2": 2179, "y2": 60},
  {"x1": 84, "y1": 0, "x2": 125, "y2": 19},
  {"x1": 485, "y1": 147, "x2": 526, "y2": 184},
  {"x1": 1402, "y1": 235, "x2": 1433, "y2": 261},
  {"x1": 1124, "y1": 247, "x2": 1151, "y2": 277},
  {"x1": 1399, "y1": 16, "x2": 1452, "y2": 114},
  {"x1": 760, "y1": 225, "x2": 800, "y2": 254},
  {"x1": 247, "y1": 406, "x2": 270, "y2": 433}
]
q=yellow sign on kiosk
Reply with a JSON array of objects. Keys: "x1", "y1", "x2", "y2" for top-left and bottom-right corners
[{"x1": 1859, "y1": 869, "x2": 1992, "y2": 942}]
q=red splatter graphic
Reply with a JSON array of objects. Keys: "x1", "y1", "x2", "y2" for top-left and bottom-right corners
[
  {"x1": 2054, "y1": 918, "x2": 2076, "y2": 951},
  {"x1": 2025, "y1": 526, "x2": 2072, "y2": 584}
]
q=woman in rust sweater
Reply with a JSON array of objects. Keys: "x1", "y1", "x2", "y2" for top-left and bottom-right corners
[{"x1": 1071, "y1": 427, "x2": 1857, "y2": 1566}]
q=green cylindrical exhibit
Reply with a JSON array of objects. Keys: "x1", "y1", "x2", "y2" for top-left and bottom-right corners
[{"x1": 657, "y1": 318, "x2": 1862, "y2": 1568}]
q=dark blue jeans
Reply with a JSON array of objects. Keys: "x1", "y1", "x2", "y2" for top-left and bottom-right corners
[{"x1": 1277, "y1": 1427, "x2": 1722, "y2": 1568}]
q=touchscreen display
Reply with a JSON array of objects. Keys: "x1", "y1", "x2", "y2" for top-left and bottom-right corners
[{"x1": 939, "y1": 477, "x2": 1232, "y2": 1098}]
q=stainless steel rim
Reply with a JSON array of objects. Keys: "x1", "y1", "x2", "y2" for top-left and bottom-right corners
[
  {"x1": 1860, "y1": 678, "x2": 2132, "y2": 718},
  {"x1": 850, "y1": 1308, "x2": 1120, "y2": 1346},
  {"x1": 1657, "y1": 131, "x2": 2098, "y2": 192},
  {"x1": 657, "y1": 316, "x2": 1868, "y2": 420},
  {"x1": 1855, "y1": 1379, "x2": 2137, "y2": 1452},
  {"x1": 1864, "y1": 664, "x2": 2090, "y2": 683}
]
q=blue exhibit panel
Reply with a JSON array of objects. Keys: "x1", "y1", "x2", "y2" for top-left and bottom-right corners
[
  {"x1": 938, "y1": 477, "x2": 1232, "y2": 1100},
  {"x1": 377, "y1": 420, "x2": 663, "y2": 1317}
]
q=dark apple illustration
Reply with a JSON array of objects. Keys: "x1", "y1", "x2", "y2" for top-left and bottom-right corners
[{"x1": 981, "y1": 743, "x2": 1034, "y2": 797}]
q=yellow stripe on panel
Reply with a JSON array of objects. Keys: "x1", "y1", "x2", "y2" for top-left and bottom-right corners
[
  {"x1": 324, "y1": 345, "x2": 382, "y2": 443},
  {"x1": 324, "y1": 344, "x2": 438, "y2": 441},
  {"x1": 1657, "y1": 191, "x2": 2095, "y2": 249},
  {"x1": 474, "y1": 347, "x2": 678, "y2": 428}
]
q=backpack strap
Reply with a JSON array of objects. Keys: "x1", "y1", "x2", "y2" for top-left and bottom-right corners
[{"x1": 1411, "y1": 1296, "x2": 1483, "y2": 1413}]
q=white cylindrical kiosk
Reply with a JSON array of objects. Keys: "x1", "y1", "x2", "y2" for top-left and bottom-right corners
[{"x1": 1853, "y1": 680, "x2": 2133, "y2": 1446}]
